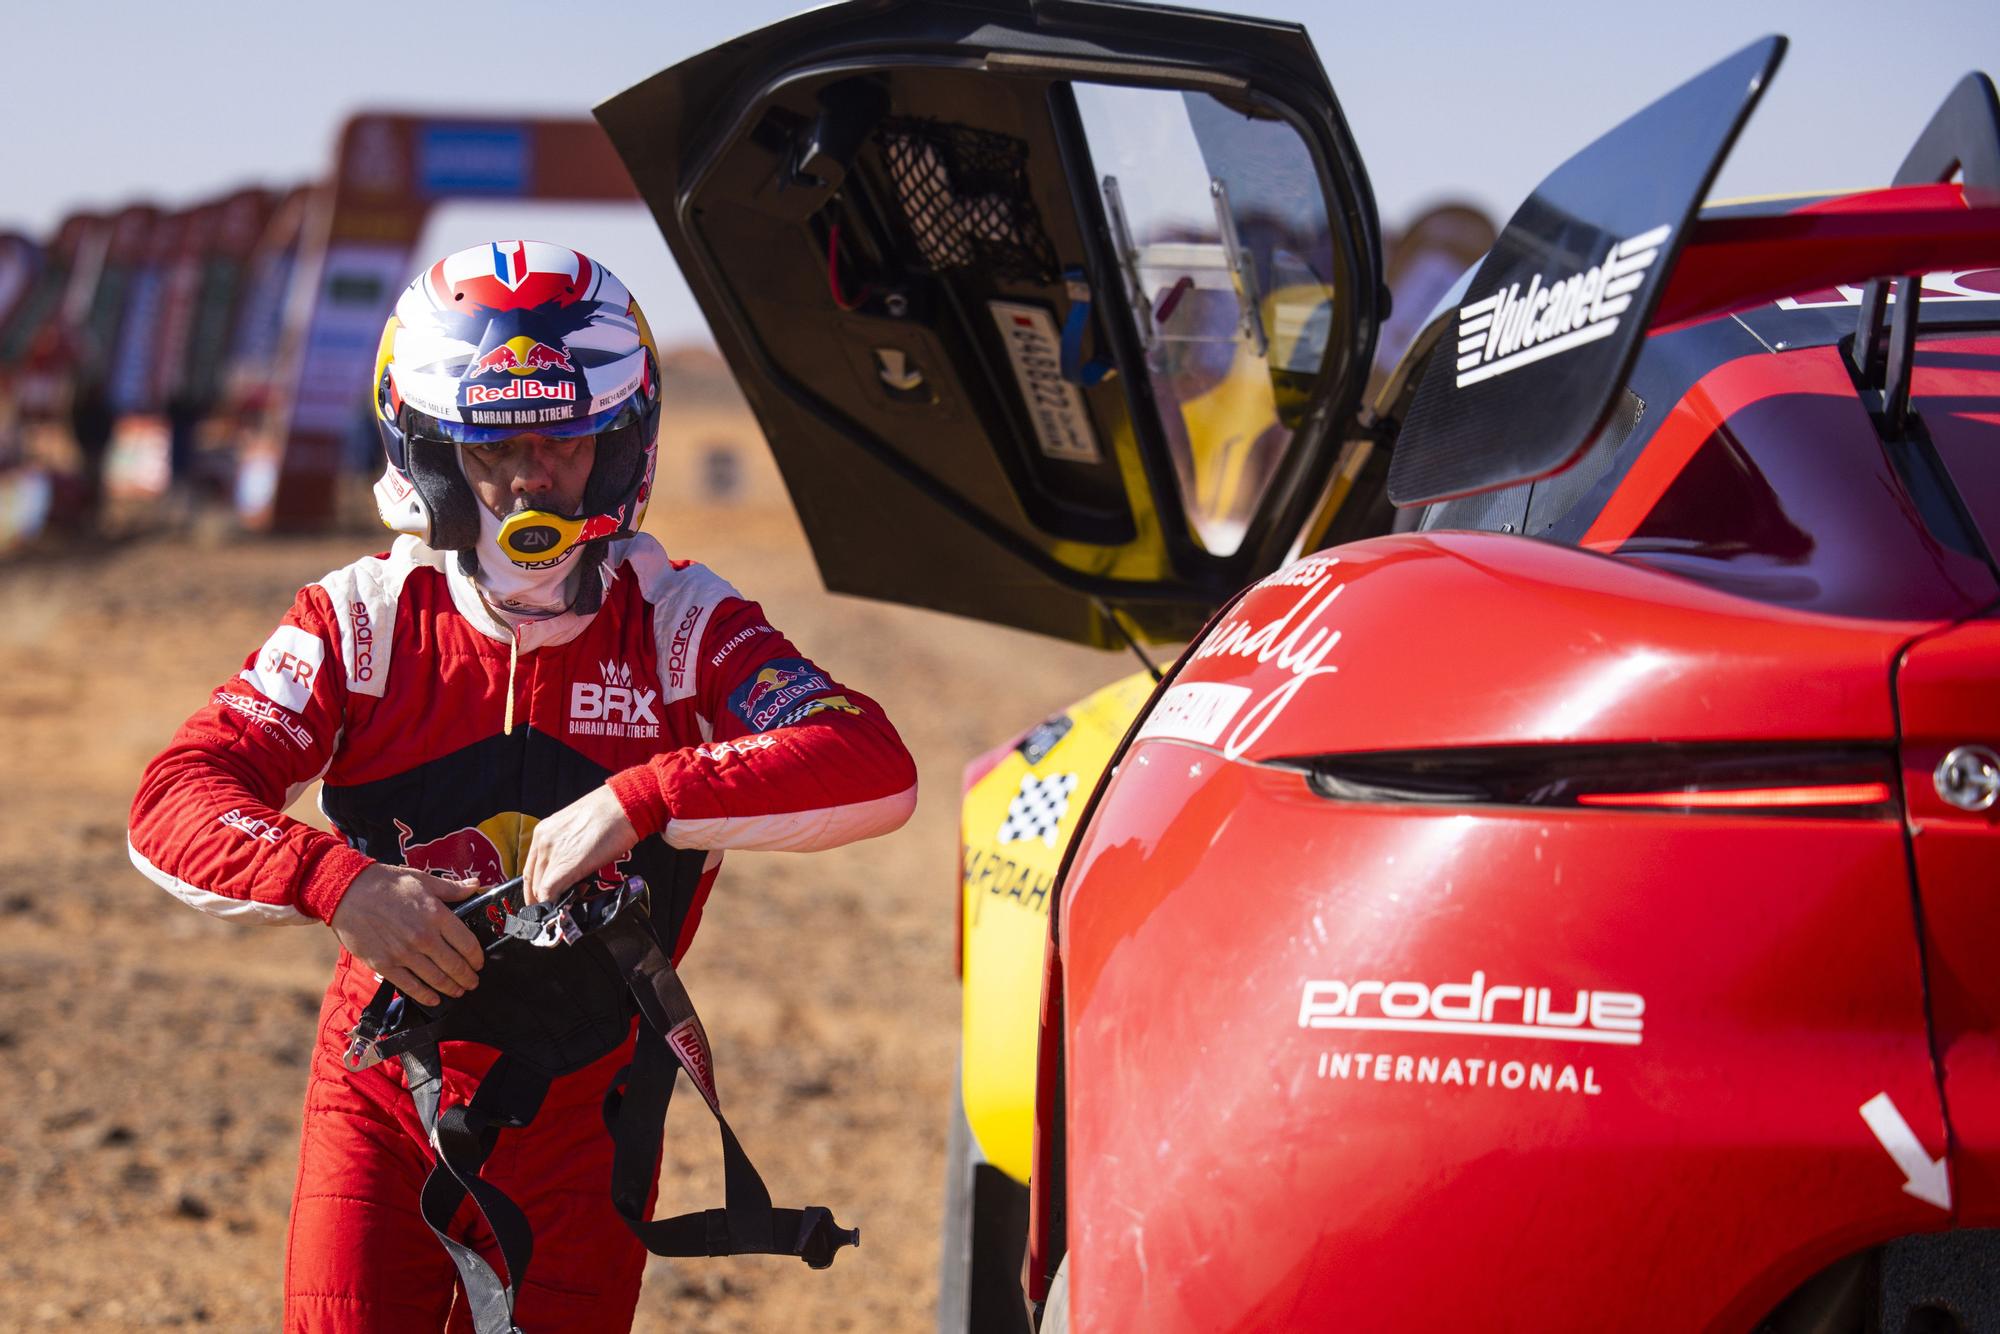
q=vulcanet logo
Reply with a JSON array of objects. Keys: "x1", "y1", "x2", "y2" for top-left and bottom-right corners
[
  {"x1": 1453, "y1": 224, "x2": 1669, "y2": 388},
  {"x1": 1298, "y1": 970, "x2": 1644, "y2": 1046}
]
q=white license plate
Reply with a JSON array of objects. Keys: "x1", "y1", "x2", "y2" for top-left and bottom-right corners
[{"x1": 988, "y1": 301, "x2": 1102, "y2": 465}]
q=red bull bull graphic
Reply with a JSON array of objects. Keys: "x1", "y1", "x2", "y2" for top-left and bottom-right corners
[
  {"x1": 469, "y1": 345, "x2": 521, "y2": 376},
  {"x1": 746, "y1": 666, "x2": 805, "y2": 703},
  {"x1": 470, "y1": 335, "x2": 575, "y2": 377},
  {"x1": 522, "y1": 341, "x2": 573, "y2": 371},
  {"x1": 393, "y1": 818, "x2": 508, "y2": 886},
  {"x1": 464, "y1": 334, "x2": 579, "y2": 412},
  {"x1": 727, "y1": 657, "x2": 835, "y2": 732},
  {"x1": 392, "y1": 811, "x2": 630, "y2": 893}
]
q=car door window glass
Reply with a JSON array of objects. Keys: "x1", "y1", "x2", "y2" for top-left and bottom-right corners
[{"x1": 1075, "y1": 83, "x2": 1339, "y2": 556}]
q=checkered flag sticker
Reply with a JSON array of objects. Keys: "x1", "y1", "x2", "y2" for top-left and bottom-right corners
[{"x1": 997, "y1": 771, "x2": 1079, "y2": 848}]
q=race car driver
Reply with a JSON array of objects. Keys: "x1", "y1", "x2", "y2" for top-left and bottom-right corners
[{"x1": 126, "y1": 240, "x2": 919, "y2": 1330}]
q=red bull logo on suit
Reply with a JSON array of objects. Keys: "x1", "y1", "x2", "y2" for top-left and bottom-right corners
[
  {"x1": 727, "y1": 658, "x2": 834, "y2": 732},
  {"x1": 392, "y1": 811, "x2": 631, "y2": 892},
  {"x1": 393, "y1": 811, "x2": 541, "y2": 886}
]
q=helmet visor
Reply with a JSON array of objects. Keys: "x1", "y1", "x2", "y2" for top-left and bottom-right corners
[{"x1": 403, "y1": 393, "x2": 647, "y2": 447}]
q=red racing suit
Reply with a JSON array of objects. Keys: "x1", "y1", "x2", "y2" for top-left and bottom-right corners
[{"x1": 127, "y1": 534, "x2": 918, "y2": 1331}]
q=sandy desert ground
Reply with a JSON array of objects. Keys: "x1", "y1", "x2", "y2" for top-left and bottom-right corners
[{"x1": 0, "y1": 489, "x2": 1120, "y2": 1330}]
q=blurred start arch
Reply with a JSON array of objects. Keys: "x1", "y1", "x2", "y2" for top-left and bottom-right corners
[
  {"x1": 0, "y1": 115, "x2": 638, "y2": 540},
  {"x1": 251, "y1": 115, "x2": 639, "y2": 529}
]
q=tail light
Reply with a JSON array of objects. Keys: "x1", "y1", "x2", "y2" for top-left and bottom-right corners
[
  {"x1": 1295, "y1": 741, "x2": 1899, "y2": 819},
  {"x1": 1576, "y1": 781, "x2": 1892, "y2": 809}
]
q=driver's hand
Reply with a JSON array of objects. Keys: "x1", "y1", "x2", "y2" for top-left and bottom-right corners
[
  {"x1": 522, "y1": 785, "x2": 639, "y2": 906},
  {"x1": 331, "y1": 864, "x2": 486, "y2": 1007}
]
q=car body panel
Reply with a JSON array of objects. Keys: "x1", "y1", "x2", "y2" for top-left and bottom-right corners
[
  {"x1": 1059, "y1": 736, "x2": 1945, "y2": 1330},
  {"x1": 1057, "y1": 535, "x2": 1958, "y2": 1329},
  {"x1": 1578, "y1": 342, "x2": 1996, "y2": 622},
  {"x1": 960, "y1": 670, "x2": 1154, "y2": 1183},
  {"x1": 1138, "y1": 532, "x2": 1933, "y2": 766},
  {"x1": 1897, "y1": 618, "x2": 2000, "y2": 1226}
]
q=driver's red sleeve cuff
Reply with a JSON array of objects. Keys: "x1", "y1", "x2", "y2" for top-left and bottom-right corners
[
  {"x1": 608, "y1": 766, "x2": 669, "y2": 842},
  {"x1": 297, "y1": 841, "x2": 376, "y2": 924}
]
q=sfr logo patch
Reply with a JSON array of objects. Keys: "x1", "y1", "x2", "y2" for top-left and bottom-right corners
[{"x1": 242, "y1": 625, "x2": 325, "y2": 713}]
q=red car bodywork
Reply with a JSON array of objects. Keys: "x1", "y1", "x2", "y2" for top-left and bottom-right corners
[
  {"x1": 1035, "y1": 284, "x2": 2000, "y2": 1329},
  {"x1": 590, "y1": 7, "x2": 2000, "y2": 1323}
]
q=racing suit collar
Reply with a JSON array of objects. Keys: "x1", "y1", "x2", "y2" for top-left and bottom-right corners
[{"x1": 443, "y1": 547, "x2": 596, "y2": 651}]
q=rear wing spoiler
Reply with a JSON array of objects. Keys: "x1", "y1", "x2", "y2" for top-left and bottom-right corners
[{"x1": 1388, "y1": 45, "x2": 2000, "y2": 507}]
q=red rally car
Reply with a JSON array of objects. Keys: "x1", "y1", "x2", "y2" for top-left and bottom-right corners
[{"x1": 596, "y1": 3, "x2": 2000, "y2": 1328}]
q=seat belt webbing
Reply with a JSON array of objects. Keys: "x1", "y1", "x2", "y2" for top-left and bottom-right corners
[
  {"x1": 597, "y1": 917, "x2": 859, "y2": 1269},
  {"x1": 402, "y1": 1045, "x2": 551, "y2": 1334}
]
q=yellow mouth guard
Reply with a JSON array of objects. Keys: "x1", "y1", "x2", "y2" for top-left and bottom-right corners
[{"x1": 495, "y1": 509, "x2": 623, "y2": 563}]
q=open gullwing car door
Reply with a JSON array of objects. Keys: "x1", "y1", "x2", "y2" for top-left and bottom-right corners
[{"x1": 596, "y1": 0, "x2": 1383, "y2": 647}]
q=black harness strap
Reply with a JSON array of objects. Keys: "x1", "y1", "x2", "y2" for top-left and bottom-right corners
[
  {"x1": 401, "y1": 1045, "x2": 551, "y2": 1334},
  {"x1": 597, "y1": 914, "x2": 860, "y2": 1270},
  {"x1": 346, "y1": 878, "x2": 856, "y2": 1334}
]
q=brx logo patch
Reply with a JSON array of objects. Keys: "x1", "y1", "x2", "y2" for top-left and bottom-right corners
[{"x1": 570, "y1": 660, "x2": 660, "y2": 739}]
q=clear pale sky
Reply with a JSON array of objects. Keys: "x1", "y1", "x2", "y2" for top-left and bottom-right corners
[{"x1": 7, "y1": 0, "x2": 1994, "y2": 344}]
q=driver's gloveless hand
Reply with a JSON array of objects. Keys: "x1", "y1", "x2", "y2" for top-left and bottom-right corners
[{"x1": 330, "y1": 864, "x2": 486, "y2": 1006}]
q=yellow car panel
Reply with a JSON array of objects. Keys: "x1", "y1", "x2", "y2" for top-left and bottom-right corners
[{"x1": 958, "y1": 671, "x2": 1156, "y2": 1184}]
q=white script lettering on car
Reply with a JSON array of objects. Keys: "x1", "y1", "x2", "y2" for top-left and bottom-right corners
[{"x1": 1192, "y1": 560, "x2": 1344, "y2": 761}]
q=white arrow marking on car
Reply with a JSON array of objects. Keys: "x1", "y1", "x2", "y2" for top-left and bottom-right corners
[
  {"x1": 1859, "y1": 1091, "x2": 1951, "y2": 1211},
  {"x1": 875, "y1": 348, "x2": 924, "y2": 391}
]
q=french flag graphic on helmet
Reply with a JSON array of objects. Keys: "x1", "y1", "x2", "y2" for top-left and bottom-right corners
[{"x1": 371, "y1": 240, "x2": 661, "y2": 612}]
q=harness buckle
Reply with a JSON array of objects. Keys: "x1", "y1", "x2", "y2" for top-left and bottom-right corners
[
  {"x1": 342, "y1": 1033, "x2": 384, "y2": 1072},
  {"x1": 501, "y1": 904, "x2": 569, "y2": 949},
  {"x1": 497, "y1": 876, "x2": 646, "y2": 948},
  {"x1": 794, "y1": 1206, "x2": 862, "y2": 1270},
  {"x1": 341, "y1": 987, "x2": 405, "y2": 1071}
]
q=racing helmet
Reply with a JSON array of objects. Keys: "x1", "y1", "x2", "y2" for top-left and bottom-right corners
[{"x1": 372, "y1": 241, "x2": 661, "y2": 608}]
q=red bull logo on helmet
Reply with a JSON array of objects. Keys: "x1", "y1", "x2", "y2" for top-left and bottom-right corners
[
  {"x1": 469, "y1": 335, "x2": 575, "y2": 378},
  {"x1": 727, "y1": 657, "x2": 834, "y2": 732},
  {"x1": 466, "y1": 334, "x2": 578, "y2": 409},
  {"x1": 464, "y1": 378, "x2": 576, "y2": 407}
]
